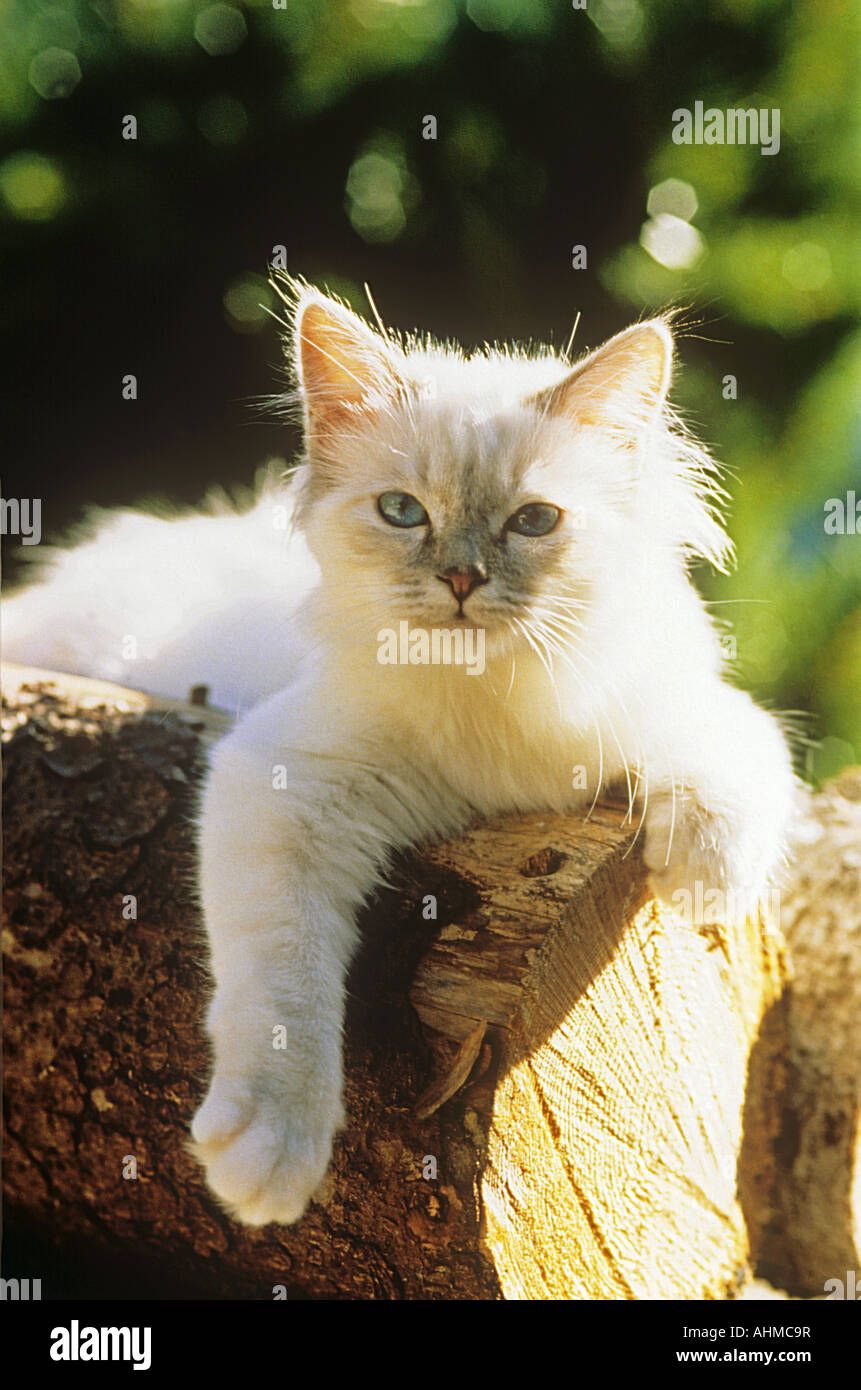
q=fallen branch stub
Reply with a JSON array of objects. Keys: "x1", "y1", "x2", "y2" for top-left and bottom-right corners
[{"x1": 2, "y1": 664, "x2": 788, "y2": 1299}]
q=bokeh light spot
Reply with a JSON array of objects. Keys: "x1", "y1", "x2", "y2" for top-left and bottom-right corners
[
  {"x1": 647, "y1": 178, "x2": 698, "y2": 223},
  {"x1": 138, "y1": 97, "x2": 185, "y2": 146},
  {"x1": 0, "y1": 152, "x2": 66, "y2": 220},
  {"x1": 810, "y1": 736, "x2": 857, "y2": 785},
  {"x1": 351, "y1": 0, "x2": 456, "y2": 39},
  {"x1": 466, "y1": 0, "x2": 516, "y2": 32},
  {"x1": 28, "y1": 48, "x2": 81, "y2": 100},
  {"x1": 194, "y1": 5, "x2": 248, "y2": 57},
  {"x1": 223, "y1": 272, "x2": 273, "y2": 333},
  {"x1": 588, "y1": 0, "x2": 644, "y2": 51},
  {"x1": 197, "y1": 94, "x2": 248, "y2": 145},
  {"x1": 782, "y1": 242, "x2": 832, "y2": 292},
  {"x1": 640, "y1": 214, "x2": 706, "y2": 270},
  {"x1": 346, "y1": 147, "x2": 410, "y2": 243}
]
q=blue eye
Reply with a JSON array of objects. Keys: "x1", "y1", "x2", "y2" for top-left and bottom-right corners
[
  {"x1": 378, "y1": 492, "x2": 429, "y2": 528},
  {"x1": 506, "y1": 503, "x2": 561, "y2": 537}
]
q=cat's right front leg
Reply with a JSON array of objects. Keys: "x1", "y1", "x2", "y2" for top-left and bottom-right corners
[
  {"x1": 190, "y1": 927, "x2": 350, "y2": 1227},
  {"x1": 189, "y1": 707, "x2": 382, "y2": 1227}
]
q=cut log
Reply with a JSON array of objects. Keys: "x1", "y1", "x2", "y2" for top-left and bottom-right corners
[
  {"x1": 2, "y1": 664, "x2": 788, "y2": 1299},
  {"x1": 411, "y1": 817, "x2": 788, "y2": 1299},
  {"x1": 758, "y1": 768, "x2": 861, "y2": 1297}
]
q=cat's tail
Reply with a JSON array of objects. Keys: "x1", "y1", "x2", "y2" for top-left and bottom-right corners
[{"x1": 2, "y1": 468, "x2": 316, "y2": 711}]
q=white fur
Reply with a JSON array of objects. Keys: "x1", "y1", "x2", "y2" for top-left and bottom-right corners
[{"x1": 1, "y1": 289, "x2": 797, "y2": 1225}]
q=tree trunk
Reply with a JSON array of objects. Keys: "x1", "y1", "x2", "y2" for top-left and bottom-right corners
[{"x1": 2, "y1": 665, "x2": 789, "y2": 1299}]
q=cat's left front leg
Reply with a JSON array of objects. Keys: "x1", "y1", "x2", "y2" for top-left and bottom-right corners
[{"x1": 640, "y1": 680, "x2": 798, "y2": 919}]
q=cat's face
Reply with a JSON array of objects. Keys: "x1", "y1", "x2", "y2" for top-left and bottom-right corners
[
  {"x1": 295, "y1": 398, "x2": 622, "y2": 656},
  {"x1": 288, "y1": 284, "x2": 681, "y2": 662}
]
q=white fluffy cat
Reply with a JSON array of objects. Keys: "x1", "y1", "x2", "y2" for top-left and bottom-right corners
[{"x1": 2, "y1": 279, "x2": 797, "y2": 1226}]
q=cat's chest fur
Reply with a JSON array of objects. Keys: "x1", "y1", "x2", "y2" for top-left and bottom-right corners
[{"x1": 336, "y1": 648, "x2": 598, "y2": 821}]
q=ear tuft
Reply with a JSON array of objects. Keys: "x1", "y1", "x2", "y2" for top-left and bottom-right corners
[
  {"x1": 294, "y1": 290, "x2": 406, "y2": 454},
  {"x1": 531, "y1": 319, "x2": 674, "y2": 431}
]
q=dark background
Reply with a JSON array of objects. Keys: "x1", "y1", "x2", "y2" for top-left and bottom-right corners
[{"x1": 1, "y1": 0, "x2": 859, "y2": 773}]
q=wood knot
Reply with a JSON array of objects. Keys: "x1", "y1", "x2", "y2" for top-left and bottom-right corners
[{"x1": 519, "y1": 847, "x2": 566, "y2": 878}]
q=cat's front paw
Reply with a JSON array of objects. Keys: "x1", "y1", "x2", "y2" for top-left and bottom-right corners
[
  {"x1": 643, "y1": 787, "x2": 783, "y2": 923},
  {"x1": 190, "y1": 1060, "x2": 345, "y2": 1226}
]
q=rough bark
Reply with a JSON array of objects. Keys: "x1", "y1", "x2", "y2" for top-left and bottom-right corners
[
  {"x1": 758, "y1": 767, "x2": 861, "y2": 1297},
  {"x1": 2, "y1": 665, "x2": 790, "y2": 1300}
]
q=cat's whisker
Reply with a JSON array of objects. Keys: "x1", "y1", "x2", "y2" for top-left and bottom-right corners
[
  {"x1": 585, "y1": 717, "x2": 605, "y2": 823},
  {"x1": 668, "y1": 772, "x2": 680, "y2": 868},
  {"x1": 532, "y1": 635, "x2": 635, "y2": 829},
  {"x1": 259, "y1": 301, "x2": 291, "y2": 334},
  {"x1": 623, "y1": 763, "x2": 650, "y2": 860},
  {"x1": 527, "y1": 609, "x2": 586, "y2": 643},
  {"x1": 563, "y1": 312, "x2": 582, "y2": 364},
  {"x1": 512, "y1": 616, "x2": 564, "y2": 719},
  {"x1": 503, "y1": 631, "x2": 518, "y2": 701},
  {"x1": 527, "y1": 617, "x2": 643, "y2": 827},
  {"x1": 523, "y1": 620, "x2": 607, "y2": 821}
]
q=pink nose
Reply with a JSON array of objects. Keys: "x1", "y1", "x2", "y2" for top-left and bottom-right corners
[{"x1": 439, "y1": 566, "x2": 486, "y2": 602}]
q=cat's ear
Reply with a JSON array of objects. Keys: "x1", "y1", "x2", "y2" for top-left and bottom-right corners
[
  {"x1": 294, "y1": 291, "x2": 407, "y2": 455},
  {"x1": 530, "y1": 320, "x2": 673, "y2": 432}
]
